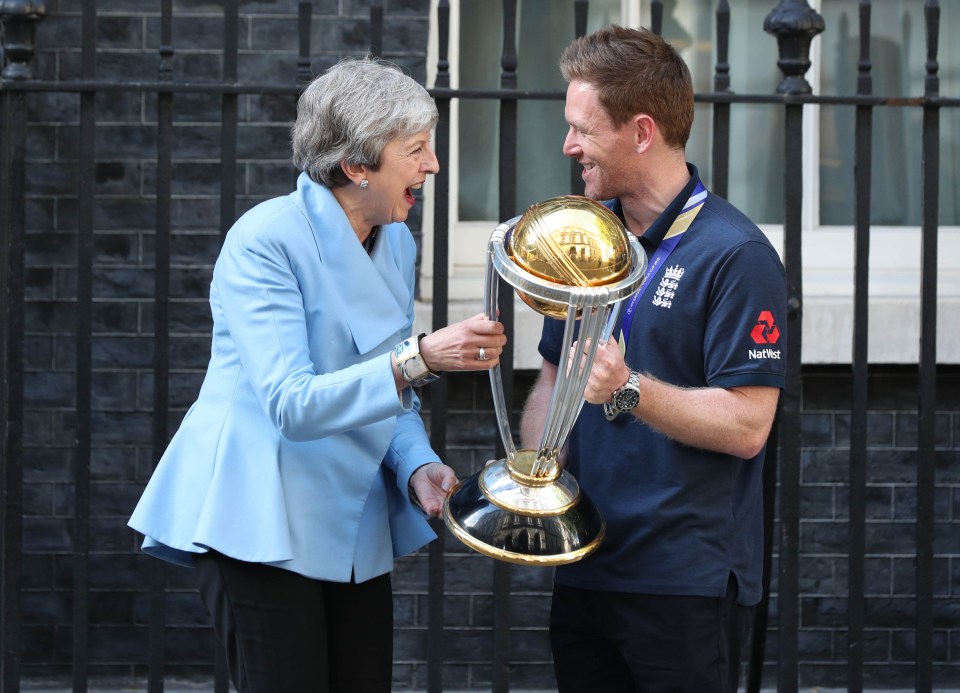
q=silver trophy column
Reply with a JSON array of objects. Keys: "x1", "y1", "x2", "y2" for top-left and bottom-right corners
[{"x1": 443, "y1": 197, "x2": 647, "y2": 566}]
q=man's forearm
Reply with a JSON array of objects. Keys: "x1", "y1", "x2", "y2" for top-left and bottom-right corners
[{"x1": 520, "y1": 361, "x2": 558, "y2": 450}]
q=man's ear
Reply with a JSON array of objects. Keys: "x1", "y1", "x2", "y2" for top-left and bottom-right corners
[
  {"x1": 341, "y1": 160, "x2": 368, "y2": 186},
  {"x1": 633, "y1": 113, "x2": 656, "y2": 153}
]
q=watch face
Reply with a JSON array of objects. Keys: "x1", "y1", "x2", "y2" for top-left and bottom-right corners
[
  {"x1": 616, "y1": 388, "x2": 639, "y2": 411},
  {"x1": 405, "y1": 353, "x2": 427, "y2": 378}
]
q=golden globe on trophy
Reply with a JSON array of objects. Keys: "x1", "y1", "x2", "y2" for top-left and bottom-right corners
[{"x1": 442, "y1": 196, "x2": 647, "y2": 566}]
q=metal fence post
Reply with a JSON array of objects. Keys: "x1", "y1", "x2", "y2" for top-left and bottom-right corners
[
  {"x1": 916, "y1": 4, "x2": 941, "y2": 692},
  {"x1": 428, "y1": 3, "x2": 452, "y2": 691},
  {"x1": 0, "y1": 4, "x2": 46, "y2": 692},
  {"x1": 764, "y1": 2, "x2": 823, "y2": 693}
]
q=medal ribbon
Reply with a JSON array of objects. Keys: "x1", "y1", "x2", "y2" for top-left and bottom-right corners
[{"x1": 618, "y1": 178, "x2": 707, "y2": 352}]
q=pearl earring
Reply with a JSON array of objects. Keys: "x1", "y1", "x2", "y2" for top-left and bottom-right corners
[{"x1": 359, "y1": 179, "x2": 369, "y2": 189}]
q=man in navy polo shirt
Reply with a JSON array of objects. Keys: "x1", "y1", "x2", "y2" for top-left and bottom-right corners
[{"x1": 520, "y1": 25, "x2": 787, "y2": 693}]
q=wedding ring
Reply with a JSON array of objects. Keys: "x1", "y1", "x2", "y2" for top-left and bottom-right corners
[{"x1": 479, "y1": 346, "x2": 489, "y2": 361}]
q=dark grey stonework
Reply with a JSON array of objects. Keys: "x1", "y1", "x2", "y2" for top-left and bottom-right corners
[{"x1": 10, "y1": 2, "x2": 960, "y2": 691}]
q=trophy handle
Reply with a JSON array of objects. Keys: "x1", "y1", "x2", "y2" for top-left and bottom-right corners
[
  {"x1": 533, "y1": 291, "x2": 620, "y2": 476},
  {"x1": 486, "y1": 220, "x2": 519, "y2": 461}
]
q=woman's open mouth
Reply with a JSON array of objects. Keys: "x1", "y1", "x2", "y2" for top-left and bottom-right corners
[{"x1": 404, "y1": 182, "x2": 423, "y2": 206}]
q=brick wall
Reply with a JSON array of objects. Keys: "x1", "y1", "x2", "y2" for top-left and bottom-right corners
[
  {"x1": 762, "y1": 368, "x2": 960, "y2": 689},
  {"x1": 12, "y1": 0, "x2": 960, "y2": 690}
]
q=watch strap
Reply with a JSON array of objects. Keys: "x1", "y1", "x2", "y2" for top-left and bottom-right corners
[{"x1": 394, "y1": 332, "x2": 440, "y2": 387}]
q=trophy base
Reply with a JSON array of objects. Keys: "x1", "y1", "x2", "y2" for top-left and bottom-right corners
[
  {"x1": 479, "y1": 451, "x2": 581, "y2": 515},
  {"x1": 442, "y1": 456, "x2": 605, "y2": 567}
]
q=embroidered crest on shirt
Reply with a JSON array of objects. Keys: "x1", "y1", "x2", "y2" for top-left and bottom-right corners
[{"x1": 651, "y1": 265, "x2": 685, "y2": 309}]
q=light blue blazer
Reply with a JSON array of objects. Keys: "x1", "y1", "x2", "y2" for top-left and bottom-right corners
[{"x1": 128, "y1": 173, "x2": 440, "y2": 583}]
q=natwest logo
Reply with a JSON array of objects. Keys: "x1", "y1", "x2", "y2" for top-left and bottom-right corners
[
  {"x1": 748, "y1": 348, "x2": 782, "y2": 360},
  {"x1": 750, "y1": 310, "x2": 781, "y2": 345}
]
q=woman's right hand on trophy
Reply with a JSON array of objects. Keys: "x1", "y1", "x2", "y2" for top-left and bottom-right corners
[{"x1": 419, "y1": 313, "x2": 506, "y2": 371}]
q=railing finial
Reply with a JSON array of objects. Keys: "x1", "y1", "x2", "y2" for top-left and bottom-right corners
[
  {"x1": 0, "y1": 0, "x2": 46, "y2": 80},
  {"x1": 763, "y1": 0, "x2": 824, "y2": 95}
]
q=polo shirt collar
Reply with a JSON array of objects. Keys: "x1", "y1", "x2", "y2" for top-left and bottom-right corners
[{"x1": 604, "y1": 163, "x2": 702, "y2": 252}]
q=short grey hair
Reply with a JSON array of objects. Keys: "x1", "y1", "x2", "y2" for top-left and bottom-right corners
[{"x1": 291, "y1": 57, "x2": 439, "y2": 187}]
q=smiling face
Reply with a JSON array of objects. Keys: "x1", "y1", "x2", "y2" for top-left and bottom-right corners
[
  {"x1": 562, "y1": 81, "x2": 635, "y2": 201},
  {"x1": 365, "y1": 129, "x2": 439, "y2": 225}
]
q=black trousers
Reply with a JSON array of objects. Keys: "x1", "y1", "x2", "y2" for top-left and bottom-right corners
[
  {"x1": 196, "y1": 551, "x2": 393, "y2": 693},
  {"x1": 550, "y1": 575, "x2": 753, "y2": 693}
]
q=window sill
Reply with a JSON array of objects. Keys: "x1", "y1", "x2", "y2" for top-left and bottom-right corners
[{"x1": 416, "y1": 226, "x2": 960, "y2": 366}]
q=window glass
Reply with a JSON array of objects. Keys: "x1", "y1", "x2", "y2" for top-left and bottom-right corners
[
  {"x1": 820, "y1": 0, "x2": 959, "y2": 225},
  {"x1": 655, "y1": 0, "x2": 784, "y2": 224},
  {"x1": 458, "y1": 0, "x2": 620, "y2": 221},
  {"x1": 457, "y1": 0, "x2": 958, "y2": 227}
]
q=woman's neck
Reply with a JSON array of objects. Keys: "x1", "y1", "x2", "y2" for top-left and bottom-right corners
[{"x1": 331, "y1": 184, "x2": 375, "y2": 244}]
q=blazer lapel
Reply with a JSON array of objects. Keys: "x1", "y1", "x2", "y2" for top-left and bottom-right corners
[{"x1": 293, "y1": 174, "x2": 409, "y2": 354}]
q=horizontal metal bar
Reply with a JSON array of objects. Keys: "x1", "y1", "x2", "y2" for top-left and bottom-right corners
[
  {"x1": 3, "y1": 79, "x2": 959, "y2": 108},
  {"x1": 0, "y1": 80, "x2": 303, "y2": 94}
]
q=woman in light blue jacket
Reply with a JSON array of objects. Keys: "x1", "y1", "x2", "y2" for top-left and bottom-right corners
[{"x1": 128, "y1": 57, "x2": 506, "y2": 693}]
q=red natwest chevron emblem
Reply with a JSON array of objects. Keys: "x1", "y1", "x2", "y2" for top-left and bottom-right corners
[{"x1": 750, "y1": 311, "x2": 781, "y2": 344}]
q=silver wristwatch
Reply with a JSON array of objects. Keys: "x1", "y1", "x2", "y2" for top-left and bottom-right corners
[
  {"x1": 603, "y1": 370, "x2": 641, "y2": 421},
  {"x1": 394, "y1": 333, "x2": 440, "y2": 387}
]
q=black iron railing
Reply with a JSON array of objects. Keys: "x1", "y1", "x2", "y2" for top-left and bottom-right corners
[{"x1": 0, "y1": 1, "x2": 953, "y2": 692}]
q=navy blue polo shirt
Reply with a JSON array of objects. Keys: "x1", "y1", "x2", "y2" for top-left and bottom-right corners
[{"x1": 537, "y1": 165, "x2": 786, "y2": 606}]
